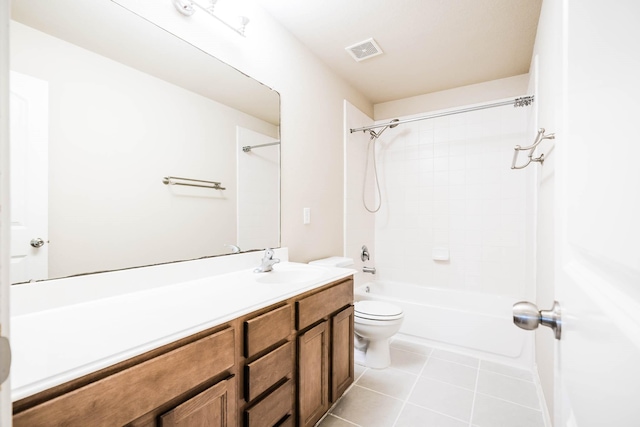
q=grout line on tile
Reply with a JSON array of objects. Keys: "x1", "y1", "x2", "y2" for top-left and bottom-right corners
[
  {"x1": 386, "y1": 364, "x2": 426, "y2": 376},
  {"x1": 326, "y1": 375, "x2": 367, "y2": 424},
  {"x1": 390, "y1": 353, "x2": 428, "y2": 427},
  {"x1": 423, "y1": 354, "x2": 480, "y2": 368},
  {"x1": 413, "y1": 374, "x2": 479, "y2": 394},
  {"x1": 323, "y1": 414, "x2": 362, "y2": 426},
  {"x1": 477, "y1": 367, "x2": 535, "y2": 383},
  {"x1": 430, "y1": 352, "x2": 479, "y2": 368},
  {"x1": 400, "y1": 402, "x2": 471, "y2": 425},
  {"x1": 402, "y1": 376, "x2": 477, "y2": 423},
  {"x1": 420, "y1": 358, "x2": 478, "y2": 391},
  {"x1": 475, "y1": 390, "x2": 544, "y2": 412},
  {"x1": 353, "y1": 366, "x2": 368, "y2": 383},
  {"x1": 468, "y1": 355, "x2": 481, "y2": 427},
  {"x1": 348, "y1": 384, "x2": 406, "y2": 403},
  {"x1": 389, "y1": 339, "x2": 433, "y2": 357}
]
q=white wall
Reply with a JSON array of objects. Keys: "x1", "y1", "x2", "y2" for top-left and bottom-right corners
[
  {"x1": 112, "y1": 0, "x2": 373, "y2": 263},
  {"x1": 11, "y1": 22, "x2": 278, "y2": 277}
]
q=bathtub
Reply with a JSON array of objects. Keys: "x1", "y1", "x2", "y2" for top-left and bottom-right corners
[{"x1": 355, "y1": 281, "x2": 532, "y2": 367}]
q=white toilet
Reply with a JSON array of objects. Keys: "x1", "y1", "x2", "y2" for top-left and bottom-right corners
[
  {"x1": 308, "y1": 256, "x2": 404, "y2": 369},
  {"x1": 354, "y1": 300, "x2": 404, "y2": 369}
]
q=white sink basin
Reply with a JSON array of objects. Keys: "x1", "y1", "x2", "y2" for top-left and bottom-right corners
[{"x1": 254, "y1": 264, "x2": 325, "y2": 284}]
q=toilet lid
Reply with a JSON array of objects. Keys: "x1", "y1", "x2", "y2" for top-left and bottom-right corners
[{"x1": 355, "y1": 300, "x2": 403, "y2": 321}]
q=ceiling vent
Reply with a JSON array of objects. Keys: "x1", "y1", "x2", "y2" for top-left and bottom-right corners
[{"x1": 345, "y1": 38, "x2": 383, "y2": 62}]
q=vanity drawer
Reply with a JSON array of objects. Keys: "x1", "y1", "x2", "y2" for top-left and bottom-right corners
[
  {"x1": 296, "y1": 278, "x2": 353, "y2": 330},
  {"x1": 244, "y1": 304, "x2": 292, "y2": 358},
  {"x1": 244, "y1": 379, "x2": 293, "y2": 427},
  {"x1": 13, "y1": 327, "x2": 235, "y2": 427},
  {"x1": 245, "y1": 341, "x2": 293, "y2": 402}
]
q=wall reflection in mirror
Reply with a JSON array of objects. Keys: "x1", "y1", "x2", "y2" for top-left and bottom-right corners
[{"x1": 9, "y1": 0, "x2": 280, "y2": 284}]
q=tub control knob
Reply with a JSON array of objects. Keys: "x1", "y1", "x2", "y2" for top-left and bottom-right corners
[
  {"x1": 361, "y1": 245, "x2": 370, "y2": 262},
  {"x1": 513, "y1": 301, "x2": 562, "y2": 340}
]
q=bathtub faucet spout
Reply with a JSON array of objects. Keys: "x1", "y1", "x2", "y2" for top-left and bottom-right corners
[{"x1": 363, "y1": 266, "x2": 376, "y2": 274}]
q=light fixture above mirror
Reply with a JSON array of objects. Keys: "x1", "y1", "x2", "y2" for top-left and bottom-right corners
[{"x1": 172, "y1": 0, "x2": 250, "y2": 36}]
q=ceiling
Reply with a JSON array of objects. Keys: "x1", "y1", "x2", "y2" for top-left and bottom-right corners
[{"x1": 254, "y1": 0, "x2": 543, "y2": 105}]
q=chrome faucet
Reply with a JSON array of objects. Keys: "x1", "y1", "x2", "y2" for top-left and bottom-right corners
[
  {"x1": 225, "y1": 244, "x2": 241, "y2": 253},
  {"x1": 254, "y1": 248, "x2": 280, "y2": 273},
  {"x1": 363, "y1": 266, "x2": 376, "y2": 274}
]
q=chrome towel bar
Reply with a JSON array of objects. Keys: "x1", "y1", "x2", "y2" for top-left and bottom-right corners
[
  {"x1": 242, "y1": 141, "x2": 280, "y2": 152},
  {"x1": 162, "y1": 176, "x2": 226, "y2": 190},
  {"x1": 511, "y1": 128, "x2": 555, "y2": 169}
]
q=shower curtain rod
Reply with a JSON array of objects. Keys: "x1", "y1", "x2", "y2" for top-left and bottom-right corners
[{"x1": 349, "y1": 96, "x2": 534, "y2": 134}]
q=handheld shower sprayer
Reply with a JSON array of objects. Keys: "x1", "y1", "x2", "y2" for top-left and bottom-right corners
[
  {"x1": 362, "y1": 118, "x2": 400, "y2": 213},
  {"x1": 366, "y1": 118, "x2": 400, "y2": 139}
]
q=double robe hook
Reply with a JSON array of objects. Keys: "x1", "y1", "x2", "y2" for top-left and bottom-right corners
[{"x1": 511, "y1": 128, "x2": 555, "y2": 169}]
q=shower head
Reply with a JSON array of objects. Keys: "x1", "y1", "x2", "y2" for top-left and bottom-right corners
[{"x1": 369, "y1": 118, "x2": 400, "y2": 139}]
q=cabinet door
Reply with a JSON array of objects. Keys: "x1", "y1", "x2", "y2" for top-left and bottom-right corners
[
  {"x1": 331, "y1": 305, "x2": 354, "y2": 402},
  {"x1": 298, "y1": 321, "x2": 329, "y2": 427},
  {"x1": 160, "y1": 376, "x2": 236, "y2": 427}
]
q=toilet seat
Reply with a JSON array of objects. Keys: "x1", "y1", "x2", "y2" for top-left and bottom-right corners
[{"x1": 355, "y1": 300, "x2": 404, "y2": 321}]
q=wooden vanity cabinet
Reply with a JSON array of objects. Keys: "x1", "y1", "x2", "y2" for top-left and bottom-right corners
[
  {"x1": 296, "y1": 278, "x2": 354, "y2": 427},
  {"x1": 12, "y1": 275, "x2": 354, "y2": 427}
]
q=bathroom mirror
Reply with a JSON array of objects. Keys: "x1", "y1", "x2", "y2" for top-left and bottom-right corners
[{"x1": 9, "y1": 0, "x2": 280, "y2": 284}]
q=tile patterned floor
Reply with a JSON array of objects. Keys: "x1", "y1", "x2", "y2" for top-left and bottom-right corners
[{"x1": 318, "y1": 338, "x2": 546, "y2": 427}]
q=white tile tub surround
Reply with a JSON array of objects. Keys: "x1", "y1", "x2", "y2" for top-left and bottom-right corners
[
  {"x1": 375, "y1": 107, "x2": 530, "y2": 296},
  {"x1": 370, "y1": 102, "x2": 533, "y2": 298}
]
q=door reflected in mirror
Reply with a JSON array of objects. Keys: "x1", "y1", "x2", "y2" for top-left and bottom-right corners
[{"x1": 9, "y1": 0, "x2": 280, "y2": 284}]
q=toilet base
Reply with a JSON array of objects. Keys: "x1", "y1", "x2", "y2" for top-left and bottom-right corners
[
  {"x1": 354, "y1": 348, "x2": 367, "y2": 366},
  {"x1": 364, "y1": 338, "x2": 391, "y2": 369}
]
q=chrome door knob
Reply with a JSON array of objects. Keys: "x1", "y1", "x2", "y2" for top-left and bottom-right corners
[
  {"x1": 513, "y1": 300, "x2": 562, "y2": 340},
  {"x1": 30, "y1": 238, "x2": 45, "y2": 248}
]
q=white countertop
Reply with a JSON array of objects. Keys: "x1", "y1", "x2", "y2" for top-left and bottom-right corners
[{"x1": 10, "y1": 254, "x2": 354, "y2": 401}]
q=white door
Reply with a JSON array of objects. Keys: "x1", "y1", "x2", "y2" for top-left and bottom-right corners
[
  {"x1": 9, "y1": 71, "x2": 48, "y2": 284},
  {"x1": 0, "y1": 3, "x2": 11, "y2": 426},
  {"x1": 555, "y1": 0, "x2": 640, "y2": 425}
]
